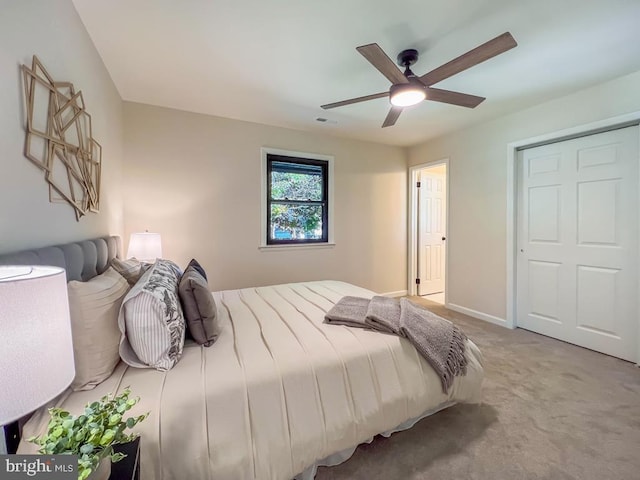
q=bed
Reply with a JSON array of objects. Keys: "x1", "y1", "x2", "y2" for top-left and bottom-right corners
[{"x1": 6, "y1": 236, "x2": 484, "y2": 479}]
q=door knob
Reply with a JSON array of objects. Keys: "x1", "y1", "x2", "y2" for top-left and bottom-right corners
[{"x1": 442, "y1": 237, "x2": 446, "y2": 241}]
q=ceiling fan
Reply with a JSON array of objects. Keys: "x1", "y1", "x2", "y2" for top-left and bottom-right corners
[{"x1": 321, "y1": 32, "x2": 517, "y2": 128}]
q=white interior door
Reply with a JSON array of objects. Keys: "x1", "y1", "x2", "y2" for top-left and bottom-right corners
[
  {"x1": 419, "y1": 171, "x2": 446, "y2": 295},
  {"x1": 517, "y1": 126, "x2": 639, "y2": 361}
]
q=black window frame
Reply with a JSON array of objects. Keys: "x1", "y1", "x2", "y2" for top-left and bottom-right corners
[{"x1": 266, "y1": 153, "x2": 329, "y2": 245}]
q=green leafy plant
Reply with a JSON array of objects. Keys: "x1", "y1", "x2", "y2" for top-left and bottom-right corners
[{"x1": 29, "y1": 388, "x2": 148, "y2": 480}]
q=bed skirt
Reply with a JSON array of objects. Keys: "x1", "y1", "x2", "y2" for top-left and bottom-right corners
[{"x1": 295, "y1": 400, "x2": 456, "y2": 479}]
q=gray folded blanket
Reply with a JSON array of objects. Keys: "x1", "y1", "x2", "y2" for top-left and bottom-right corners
[
  {"x1": 325, "y1": 295, "x2": 468, "y2": 393},
  {"x1": 365, "y1": 296, "x2": 401, "y2": 335},
  {"x1": 323, "y1": 296, "x2": 371, "y2": 329},
  {"x1": 399, "y1": 298, "x2": 467, "y2": 393}
]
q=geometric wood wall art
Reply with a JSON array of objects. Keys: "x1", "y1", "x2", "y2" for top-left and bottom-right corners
[{"x1": 21, "y1": 55, "x2": 101, "y2": 221}]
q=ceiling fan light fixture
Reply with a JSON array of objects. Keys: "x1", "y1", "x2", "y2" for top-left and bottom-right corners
[{"x1": 389, "y1": 83, "x2": 426, "y2": 107}]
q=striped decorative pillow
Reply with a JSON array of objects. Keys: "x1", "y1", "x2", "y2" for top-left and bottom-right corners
[
  {"x1": 110, "y1": 257, "x2": 151, "y2": 286},
  {"x1": 118, "y1": 259, "x2": 186, "y2": 371}
]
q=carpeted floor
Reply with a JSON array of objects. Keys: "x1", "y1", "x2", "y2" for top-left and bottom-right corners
[{"x1": 315, "y1": 297, "x2": 640, "y2": 480}]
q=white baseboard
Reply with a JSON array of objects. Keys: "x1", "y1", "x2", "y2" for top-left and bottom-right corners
[
  {"x1": 446, "y1": 303, "x2": 511, "y2": 329},
  {"x1": 381, "y1": 290, "x2": 407, "y2": 298}
]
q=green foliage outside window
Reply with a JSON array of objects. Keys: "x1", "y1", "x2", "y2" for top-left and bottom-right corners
[{"x1": 270, "y1": 171, "x2": 323, "y2": 239}]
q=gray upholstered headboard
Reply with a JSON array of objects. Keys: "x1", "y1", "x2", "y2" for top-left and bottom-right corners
[{"x1": 0, "y1": 236, "x2": 121, "y2": 282}]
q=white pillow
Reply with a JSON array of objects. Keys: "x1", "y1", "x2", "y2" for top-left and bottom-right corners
[
  {"x1": 67, "y1": 267, "x2": 130, "y2": 391},
  {"x1": 118, "y1": 259, "x2": 185, "y2": 371}
]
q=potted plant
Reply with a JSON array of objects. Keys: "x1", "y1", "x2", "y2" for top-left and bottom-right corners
[{"x1": 29, "y1": 388, "x2": 148, "y2": 480}]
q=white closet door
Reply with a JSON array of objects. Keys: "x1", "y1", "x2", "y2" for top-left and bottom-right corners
[{"x1": 517, "y1": 126, "x2": 639, "y2": 361}]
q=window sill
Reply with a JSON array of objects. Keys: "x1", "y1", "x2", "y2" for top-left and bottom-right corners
[{"x1": 259, "y1": 242, "x2": 336, "y2": 251}]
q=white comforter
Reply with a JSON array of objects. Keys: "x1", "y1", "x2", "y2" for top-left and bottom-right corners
[{"x1": 21, "y1": 281, "x2": 484, "y2": 479}]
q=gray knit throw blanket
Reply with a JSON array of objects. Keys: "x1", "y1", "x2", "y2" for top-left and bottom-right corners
[{"x1": 325, "y1": 296, "x2": 468, "y2": 394}]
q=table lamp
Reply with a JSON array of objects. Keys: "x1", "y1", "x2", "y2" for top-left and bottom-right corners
[
  {"x1": 126, "y1": 232, "x2": 163, "y2": 262},
  {"x1": 0, "y1": 266, "x2": 75, "y2": 454}
]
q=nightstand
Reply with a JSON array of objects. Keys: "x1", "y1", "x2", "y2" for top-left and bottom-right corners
[{"x1": 110, "y1": 437, "x2": 140, "y2": 480}]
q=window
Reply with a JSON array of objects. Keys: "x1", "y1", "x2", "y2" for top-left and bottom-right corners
[{"x1": 265, "y1": 152, "x2": 330, "y2": 245}]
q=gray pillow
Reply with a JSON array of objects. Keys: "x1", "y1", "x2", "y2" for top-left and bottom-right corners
[
  {"x1": 178, "y1": 265, "x2": 219, "y2": 346},
  {"x1": 118, "y1": 259, "x2": 185, "y2": 370},
  {"x1": 186, "y1": 258, "x2": 207, "y2": 281}
]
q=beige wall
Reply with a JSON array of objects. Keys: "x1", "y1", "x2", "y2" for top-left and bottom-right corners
[
  {"x1": 0, "y1": 0, "x2": 123, "y2": 253},
  {"x1": 123, "y1": 102, "x2": 407, "y2": 293},
  {"x1": 408, "y1": 69, "x2": 640, "y2": 320}
]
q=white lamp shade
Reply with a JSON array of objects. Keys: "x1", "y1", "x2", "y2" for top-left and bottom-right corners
[
  {"x1": 127, "y1": 232, "x2": 162, "y2": 262},
  {"x1": 0, "y1": 266, "x2": 75, "y2": 424}
]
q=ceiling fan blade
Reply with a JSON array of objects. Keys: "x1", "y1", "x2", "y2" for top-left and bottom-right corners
[
  {"x1": 420, "y1": 32, "x2": 517, "y2": 86},
  {"x1": 382, "y1": 106, "x2": 403, "y2": 128},
  {"x1": 425, "y1": 87, "x2": 485, "y2": 108},
  {"x1": 356, "y1": 43, "x2": 409, "y2": 85},
  {"x1": 321, "y1": 91, "x2": 388, "y2": 110}
]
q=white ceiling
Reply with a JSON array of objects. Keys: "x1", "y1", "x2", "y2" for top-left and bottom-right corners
[{"x1": 72, "y1": 0, "x2": 640, "y2": 147}]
